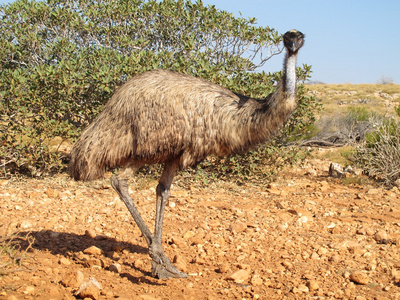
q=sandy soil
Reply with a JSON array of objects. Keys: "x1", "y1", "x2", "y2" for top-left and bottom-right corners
[{"x1": 1, "y1": 158, "x2": 400, "y2": 300}]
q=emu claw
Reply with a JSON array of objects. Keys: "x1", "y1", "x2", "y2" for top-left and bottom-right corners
[
  {"x1": 149, "y1": 243, "x2": 188, "y2": 279},
  {"x1": 151, "y1": 260, "x2": 188, "y2": 279}
]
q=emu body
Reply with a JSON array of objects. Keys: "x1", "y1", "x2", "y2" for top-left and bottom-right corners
[
  {"x1": 70, "y1": 71, "x2": 295, "y2": 181},
  {"x1": 70, "y1": 30, "x2": 305, "y2": 279}
]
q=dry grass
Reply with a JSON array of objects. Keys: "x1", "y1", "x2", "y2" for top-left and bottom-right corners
[
  {"x1": 304, "y1": 84, "x2": 400, "y2": 173},
  {"x1": 0, "y1": 230, "x2": 35, "y2": 275},
  {"x1": 307, "y1": 83, "x2": 400, "y2": 117},
  {"x1": 314, "y1": 146, "x2": 354, "y2": 166}
]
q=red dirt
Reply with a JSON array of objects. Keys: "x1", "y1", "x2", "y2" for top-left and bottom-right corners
[{"x1": 1, "y1": 158, "x2": 400, "y2": 299}]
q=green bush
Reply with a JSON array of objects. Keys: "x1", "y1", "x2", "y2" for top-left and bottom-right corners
[{"x1": 0, "y1": 0, "x2": 317, "y2": 179}]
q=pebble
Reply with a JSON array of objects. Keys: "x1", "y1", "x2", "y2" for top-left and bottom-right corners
[
  {"x1": 58, "y1": 257, "x2": 71, "y2": 265},
  {"x1": 94, "y1": 234, "x2": 108, "y2": 240},
  {"x1": 251, "y1": 275, "x2": 263, "y2": 286},
  {"x1": 228, "y1": 220, "x2": 247, "y2": 234},
  {"x1": 85, "y1": 230, "x2": 96, "y2": 238},
  {"x1": 109, "y1": 263, "x2": 122, "y2": 273},
  {"x1": 216, "y1": 263, "x2": 230, "y2": 274},
  {"x1": 282, "y1": 260, "x2": 293, "y2": 268},
  {"x1": 3, "y1": 156, "x2": 400, "y2": 299},
  {"x1": 228, "y1": 269, "x2": 250, "y2": 283},
  {"x1": 171, "y1": 237, "x2": 186, "y2": 248},
  {"x1": 22, "y1": 286, "x2": 35, "y2": 295},
  {"x1": 172, "y1": 255, "x2": 187, "y2": 273},
  {"x1": 292, "y1": 285, "x2": 308, "y2": 294},
  {"x1": 19, "y1": 220, "x2": 32, "y2": 229},
  {"x1": 307, "y1": 280, "x2": 319, "y2": 291},
  {"x1": 61, "y1": 271, "x2": 84, "y2": 288},
  {"x1": 366, "y1": 188, "x2": 380, "y2": 195},
  {"x1": 83, "y1": 246, "x2": 103, "y2": 256},
  {"x1": 297, "y1": 284, "x2": 309, "y2": 293},
  {"x1": 317, "y1": 247, "x2": 328, "y2": 256},
  {"x1": 183, "y1": 230, "x2": 195, "y2": 239},
  {"x1": 76, "y1": 277, "x2": 102, "y2": 300},
  {"x1": 134, "y1": 259, "x2": 145, "y2": 269},
  {"x1": 357, "y1": 226, "x2": 375, "y2": 236},
  {"x1": 374, "y1": 231, "x2": 388, "y2": 244},
  {"x1": 329, "y1": 163, "x2": 345, "y2": 178},
  {"x1": 349, "y1": 271, "x2": 370, "y2": 285}
]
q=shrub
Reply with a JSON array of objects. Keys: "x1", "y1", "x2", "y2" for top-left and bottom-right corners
[
  {"x1": 0, "y1": 0, "x2": 317, "y2": 179},
  {"x1": 354, "y1": 113, "x2": 400, "y2": 186}
]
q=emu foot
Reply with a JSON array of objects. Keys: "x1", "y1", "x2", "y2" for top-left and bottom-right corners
[
  {"x1": 151, "y1": 259, "x2": 188, "y2": 279},
  {"x1": 149, "y1": 244, "x2": 187, "y2": 279}
]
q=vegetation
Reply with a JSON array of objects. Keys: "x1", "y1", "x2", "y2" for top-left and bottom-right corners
[
  {"x1": 0, "y1": 0, "x2": 317, "y2": 179},
  {"x1": 307, "y1": 83, "x2": 400, "y2": 186},
  {"x1": 354, "y1": 107, "x2": 400, "y2": 186},
  {"x1": 0, "y1": 231, "x2": 35, "y2": 275}
]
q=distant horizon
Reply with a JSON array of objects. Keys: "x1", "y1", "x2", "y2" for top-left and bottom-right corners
[{"x1": 1, "y1": 0, "x2": 399, "y2": 84}]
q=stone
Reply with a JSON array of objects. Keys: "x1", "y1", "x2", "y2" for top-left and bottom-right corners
[
  {"x1": 228, "y1": 220, "x2": 247, "y2": 234},
  {"x1": 374, "y1": 231, "x2": 388, "y2": 244},
  {"x1": 357, "y1": 226, "x2": 375, "y2": 236},
  {"x1": 171, "y1": 237, "x2": 186, "y2": 248},
  {"x1": 329, "y1": 163, "x2": 345, "y2": 178},
  {"x1": 228, "y1": 269, "x2": 250, "y2": 283},
  {"x1": 216, "y1": 263, "x2": 230, "y2": 274},
  {"x1": 251, "y1": 275, "x2": 263, "y2": 286},
  {"x1": 183, "y1": 230, "x2": 195, "y2": 239},
  {"x1": 22, "y1": 286, "x2": 35, "y2": 295},
  {"x1": 317, "y1": 247, "x2": 328, "y2": 256},
  {"x1": 366, "y1": 188, "x2": 380, "y2": 195},
  {"x1": 94, "y1": 234, "x2": 108, "y2": 240},
  {"x1": 106, "y1": 251, "x2": 120, "y2": 260},
  {"x1": 61, "y1": 271, "x2": 85, "y2": 288},
  {"x1": 109, "y1": 263, "x2": 122, "y2": 273},
  {"x1": 19, "y1": 220, "x2": 32, "y2": 229},
  {"x1": 45, "y1": 188, "x2": 58, "y2": 198},
  {"x1": 84, "y1": 258, "x2": 103, "y2": 268},
  {"x1": 76, "y1": 277, "x2": 102, "y2": 300},
  {"x1": 59, "y1": 257, "x2": 71, "y2": 265},
  {"x1": 307, "y1": 280, "x2": 319, "y2": 291},
  {"x1": 349, "y1": 271, "x2": 369, "y2": 285},
  {"x1": 83, "y1": 246, "x2": 103, "y2": 256},
  {"x1": 329, "y1": 254, "x2": 341, "y2": 263},
  {"x1": 282, "y1": 260, "x2": 293, "y2": 268},
  {"x1": 172, "y1": 255, "x2": 187, "y2": 273},
  {"x1": 297, "y1": 284, "x2": 309, "y2": 293}
]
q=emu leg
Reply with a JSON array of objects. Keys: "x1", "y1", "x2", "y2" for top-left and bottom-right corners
[
  {"x1": 111, "y1": 176, "x2": 154, "y2": 246},
  {"x1": 111, "y1": 162, "x2": 186, "y2": 279},
  {"x1": 150, "y1": 160, "x2": 187, "y2": 279}
]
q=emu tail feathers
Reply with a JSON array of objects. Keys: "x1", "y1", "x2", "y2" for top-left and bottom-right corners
[{"x1": 69, "y1": 138, "x2": 107, "y2": 181}]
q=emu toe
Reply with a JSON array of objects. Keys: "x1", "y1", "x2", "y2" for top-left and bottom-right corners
[
  {"x1": 149, "y1": 243, "x2": 188, "y2": 279},
  {"x1": 151, "y1": 259, "x2": 188, "y2": 279}
]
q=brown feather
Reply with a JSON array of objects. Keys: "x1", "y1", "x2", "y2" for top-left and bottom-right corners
[
  {"x1": 69, "y1": 70, "x2": 295, "y2": 181},
  {"x1": 69, "y1": 30, "x2": 305, "y2": 181}
]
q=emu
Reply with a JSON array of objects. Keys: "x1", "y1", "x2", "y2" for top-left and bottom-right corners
[{"x1": 70, "y1": 30, "x2": 305, "y2": 279}]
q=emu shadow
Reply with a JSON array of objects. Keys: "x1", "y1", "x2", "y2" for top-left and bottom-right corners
[
  {"x1": 23, "y1": 230, "x2": 147, "y2": 256},
  {"x1": 14, "y1": 230, "x2": 164, "y2": 284}
]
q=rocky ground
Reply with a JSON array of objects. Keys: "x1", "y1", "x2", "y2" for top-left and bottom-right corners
[{"x1": 1, "y1": 157, "x2": 400, "y2": 300}]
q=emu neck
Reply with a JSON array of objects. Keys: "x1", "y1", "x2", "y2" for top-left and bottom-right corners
[
  {"x1": 242, "y1": 50, "x2": 299, "y2": 148},
  {"x1": 283, "y1": 52, "x2": 298, "y2": 97}
]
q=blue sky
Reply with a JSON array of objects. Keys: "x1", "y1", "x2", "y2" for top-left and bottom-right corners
[
  {"x1": 200, "y1": 0, "x2": 400, "y2": 84},
  {"x1": 1, "y1": 0, "x2": 399, "y2": 83}
]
